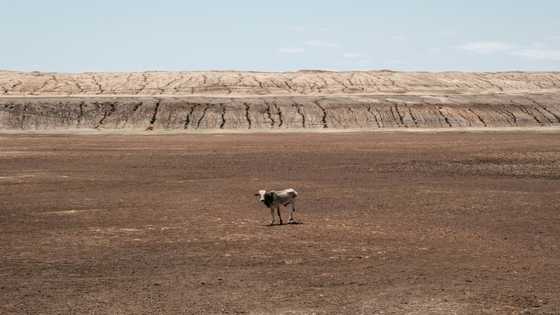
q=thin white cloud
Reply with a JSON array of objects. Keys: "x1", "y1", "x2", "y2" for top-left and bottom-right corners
[
  {"x1": 458, "y1": 40, "x2": 560, "y2": 61},
  {"x1": 458, "y1": 41, "x2": 514, "y2": 54},
  {"x1": 440, "y1": 30, "x2": 457, "y2": 37},
  {"x1": 390, "y1": 35, "x2": 407, "y2": 42},
  {"x1": 343, "y1": 52, "x2": 363, "y2": 59},
  {"x1": 288, "y1": 26, "x2": 306, "y2": 32},
  {"x1": 386, "y1": 59, "x2": 404, "y2": 65},
  {"x1": 529, "y1": 42, "x2": 546, "y2": 49},
  {"x1": 278, "y1": 48, "x2": 305, "y2": 54},
  {"x1": 304, "y1": 40, "x2": 339, "y2": 48},
  {"x1": 510, "y1": 48, "x2": 560, "y2": 61},
  {"x1": 427, "y1": 47, "x2": 443, "y2": 55}
]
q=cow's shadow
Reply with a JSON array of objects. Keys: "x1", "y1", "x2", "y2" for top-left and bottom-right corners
[{"x1": 265, "y1": 221, "x2": 304, "y2": 227}]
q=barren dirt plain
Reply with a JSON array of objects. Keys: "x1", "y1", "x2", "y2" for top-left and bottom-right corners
[{"x1": 1, "y1": 132, "x2": 560, "y2": 314}]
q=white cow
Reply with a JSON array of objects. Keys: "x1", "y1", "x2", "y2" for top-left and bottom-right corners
[{"x1": 255, "y1": 188, "x2": 298, "y2": 225}]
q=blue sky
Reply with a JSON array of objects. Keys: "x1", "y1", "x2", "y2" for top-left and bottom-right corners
[{"x1": 1, "y1": 0, "x2": 560, "y2": 72}]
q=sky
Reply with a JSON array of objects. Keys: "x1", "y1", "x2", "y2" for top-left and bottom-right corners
[{"x1": 1, "y1": 0, "x2": 560, "y2": 72}]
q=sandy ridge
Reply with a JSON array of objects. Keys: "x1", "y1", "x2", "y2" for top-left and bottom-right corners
[{"x1": 1, "y1": 70, "x2": 560, "y2": 97}]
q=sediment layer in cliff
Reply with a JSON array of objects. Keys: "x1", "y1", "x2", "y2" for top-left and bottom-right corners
[{"x1": 2, "y1": 94, "x2": 559, "y2": 130}]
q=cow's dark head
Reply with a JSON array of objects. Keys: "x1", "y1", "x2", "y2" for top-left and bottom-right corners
[
  {"x1": 255, "y1": 190, "x2": 275, "y2": 207},
  {"x1": 254, "y1": 190, "x2": 267, "y2": 202}
]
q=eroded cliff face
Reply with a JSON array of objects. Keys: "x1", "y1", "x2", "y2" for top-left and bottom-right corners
[
  {"x1": 2, "y1": 94, "x2": 559, "y2": 130},
  {"x1": 1, "y1": 70, "x2": 559, "y2": 131}
]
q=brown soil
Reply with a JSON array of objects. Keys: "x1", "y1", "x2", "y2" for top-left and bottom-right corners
[{"x1": 1, "y1": 132, "x2": 560, "y2": 314}]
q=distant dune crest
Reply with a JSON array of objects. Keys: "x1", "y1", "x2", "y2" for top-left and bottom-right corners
[{"x1": 1, "y1": 70, "x2": 560, "y2": 97}]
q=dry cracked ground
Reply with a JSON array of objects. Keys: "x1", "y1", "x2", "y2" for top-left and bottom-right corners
[
  {"x1": 1, "y1": 70, "x2": 560, "y2": 131},
  {"x1": 1, "y1": 133, "x2": 560, "y2": 314}
]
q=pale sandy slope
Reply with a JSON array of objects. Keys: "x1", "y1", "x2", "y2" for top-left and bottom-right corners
[{"x1": 1, "y1": 70, "x2": 560, "y2": 97}]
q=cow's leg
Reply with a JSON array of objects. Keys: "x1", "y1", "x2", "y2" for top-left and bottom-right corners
[
  {"x1": 277, "y1": 206, "x2": 283, "y2": 225},
  {"x1": 288, "y1": 202, "x2": 296, "y2": 224},
  {"x1": 269, "y1": 207, "x2": 275, "y2": 225}
]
